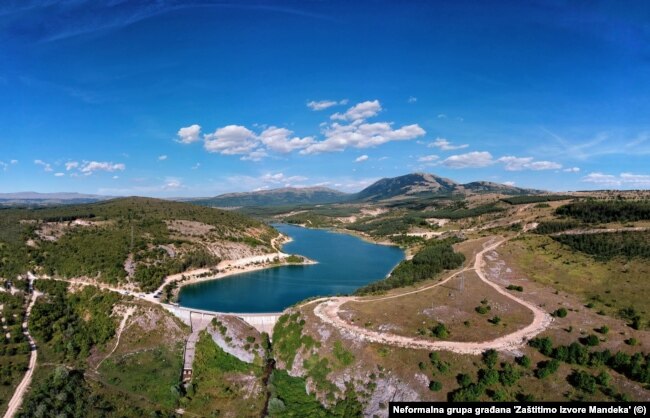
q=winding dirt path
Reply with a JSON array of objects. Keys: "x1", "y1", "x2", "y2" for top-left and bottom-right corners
[
  {"x1": 95, "y1": 306, "x2": 136, "y2": 371},
  {"x1": 312, "y1": 237, "x2": 553, "y2": 355},
  {"x1": 3, "y1": 279, "x2": 39, "y2": 418}
]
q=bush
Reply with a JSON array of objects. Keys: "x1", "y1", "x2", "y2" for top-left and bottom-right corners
[
  {"x1": 482, "y1": 349, "x2": 498, "y2": 369},
  {"x1": 488, "y1": 316, "x2": 501, "y2": 325},
  {"x1": 456, "y1": 373, "x2": 472, "y2": 387},
  {"x1": 534, "y1": 359, "x2": 560, "y2": 379},
  {"x1": 625, "y1": 338, "x2": 638, "y2": 346},
  {"x1": 568, "y1": 370, "x2": 597, "y2": 394},
  {"x1": 516, "y1": 355, "x2": 532, "y2": 369},
  {"x1": 552, "y1": 308, "x2": 568, "y2": 318},
  {"x1": 428, "y1": 380, "x2": 442, "y2": 392},
  {"x1": 506, "y1": 285, "x2": 523, "y2": 292},
  {"x1": 581, "y1": 334, "x2": 600, "y2": 347},
  {"x1": 596, "y1": 325, "x2": 609, "y2": 335},
  {"x1": 431, "y1": 323, "x2": 449, "y2": 339},
  {"x1": 475, "y1": 305, "x2": 491, "y2": 315}
]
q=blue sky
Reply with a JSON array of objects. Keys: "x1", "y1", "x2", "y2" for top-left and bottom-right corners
[{"x1": 1, "y1": 0, "x2": 649, "y2": 196}]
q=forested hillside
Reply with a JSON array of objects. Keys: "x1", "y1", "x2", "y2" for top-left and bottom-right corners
[{"x1": 0, "y1": 197, "x2": 277, "y2": 291}]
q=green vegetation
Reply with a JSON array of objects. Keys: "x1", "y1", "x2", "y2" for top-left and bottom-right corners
[
  {"x1": 0, "y1": 291, "x2": 30, "y2": 412},
  {"x1": 501, "y1": 195, "x2": 572, "y2": 205},
  {"x1": 552, "y1": 307, "x2": 568, "y2": 318},
  {"x1": 347, "y1": 214, "x2": 427, "y2": 237},
  {"x1": 332, "y1": 341, "x2": 355, "y2": 367},
  {"x1": 428, "y1": 380, "x2": 442, "y2": 391},
  {"x1": 534, "y1": 359, "x2": 560, "y2": 379},
  {"x1": 534, "y1": 220, "x2": 581, "y2": 234},
  {"x1": 273, "y1": 312, "x2": 317, "y2": 369},
  {"x1": 17, "y1": 367, "x2": 107, "y2": 418},
  {"x1": 182, "y1": 332, "x2": 264, "y2": 416},
  {"x1": 556, "y1": 200, "x2": 650, "y2": 223},
  {"x1": 285, "y1": 255, "x2": 305, "y2": 264},
  {"x1": 506, "y1": 285, "x2": 523, "y2": 292},
  {"x1": 31, "y1": 280, "x2": 119, "y2": 362},
  {"x1": 529, "y1": 336, "x2": 650, "y2": 385},
  {"x1": 0, "y1": 197, "x2": 273, "y2": 290},
  {"x1": 430, "y1": 323, "x2": 450, "y2": 339},
  {"x1": 568, "y1": 370, "x2": 597, "y2": 394},
  {"x1": 267, "y1": 370, "x2": 362, "y2": 418},
  {"x1": 421, "y1": 204, "x2": 505, "y2": 220},
  {"x1": 355, "y1": 238, "x2": 465, "y2": 294},
  {"x1": 553, "y1": 231, "x2": 650, "y2": 261}
]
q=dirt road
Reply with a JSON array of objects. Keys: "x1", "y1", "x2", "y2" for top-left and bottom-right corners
[
  {"x1": 312, "y1": 237, "x2": 552, "y2": 355},
  {"x1": 3, "y1": 279, "x2": 39, "y2": 418}
]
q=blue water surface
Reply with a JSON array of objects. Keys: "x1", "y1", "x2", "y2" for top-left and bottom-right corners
[{"x1": 177, "y1": 224, "x2": 404, "y2": 313}]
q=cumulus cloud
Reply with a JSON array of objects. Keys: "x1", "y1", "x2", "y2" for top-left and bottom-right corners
[
  {"x1": 442, "y1": 151, "x2": 494, "y2": 168},
  {"x1": 158, "y1": 155, "x2": 168, "y2": 161},
  {"x1": 54, "y1": 172, "x2": 65, "y2": 177},
  {"x1": 408, "y1": 96, "x2": 417, "y2": 103},
  {"x1": 437, "y1": 114, "x2": 447, "y2": 119},
  {"x1": 260, "y1": 172, "x2": 308, "y2": 185},
  {"x1": 0, "y1": 162, "x2": 7, "y2": 171},
  {"x1": 10, "y1": 160, "x2": 18, "y2": 164},
  {"x1": 331, "y1": 100, "x2": 382, "y2": 121},
  {"x1": 563, "y1": 167, "x2": 580, "y2": 173},
  {"x1": 307, "y1": 99, "x2": 348, "y2": 111},
  {"x1": 80, "y1": 161, "x2": 126, "y2": 175},
  {"x1": 186, "y1": 100, "x2": 425, "y2": 159},
  {"x1": 428, "y1": 138, "x2": 468, "y2": 151},
  {"x1": 34, "y1": 159, "x2": 53, "y2": 172},
  {"x1": 498, "y1": 156, "x2": 562, "y2": 171},
  {"x1": 355, "y1": 155, "x2": 369, "y2": 163},
  {"x1": 582, "y1": 172, "x2": 650, "y2": 188},
  {"x1": 65, "y1": 161, "x2": 79, "y2": 171},
  {"x1": 258, "y1": 127, "x2": 315, "y2": 153},
  {"x1": 177, "y1": 124, "x2": 202, "y2": 144},
  {"x1": 417, "y1": 154, "x2": 439, "y2": 162},
  {"x1": 503, "y1": 181, "x2": 516, "y2": 186},
  {"x1": 302, "y1": 121, "x2": 425, "y2": 154},
  {"x1": 163, "y1": 177, "x2": 184, "y2": 190},
  {"x1": 204, "y1": 125, "x2": 258, "y2": 155}
]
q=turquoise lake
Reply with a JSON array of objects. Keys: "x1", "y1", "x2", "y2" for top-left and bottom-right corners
[{"x1": 177, "y1": 224, "x2": 404, "y2": 313}]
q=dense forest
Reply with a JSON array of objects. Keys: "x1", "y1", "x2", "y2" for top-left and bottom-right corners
[
  {"x1": 555, "y1": 200, "x2": 650, "y2": 223},
  {"x1": 356, "y1": 238, "x2": 465, "y2": 294},
  {"x1": 534, "y1": 220, "x2": 582, "y2": 234},
  {"x1": 501, "y1": 195, "x2": 572, "y2": 205},
  {"x1": 553, "y1": 231, "x2": 650, "y2": 261}
]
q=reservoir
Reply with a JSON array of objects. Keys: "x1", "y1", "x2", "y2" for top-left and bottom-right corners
[{"x1": 177, "y1": 224, "x2": 404, "y2": 313}]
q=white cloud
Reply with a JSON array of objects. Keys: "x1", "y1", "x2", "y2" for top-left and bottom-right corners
[
  {"x1": 498, "y1": 156, "x2": 562, "y2": 171},
  {"x1": 563, "y1": 167, "x2": 580, "y2": 173},
  {"x1": 428, "y1": 138, "x2": 469, "y2": 151},
  {"x1": 80, "y1": 161, "x2": 126, "y2": 175},
  {"x1": 331, "y1": 100, "x2": 382, "y2": 121},
  {"x1": 191, "y1": 163, "x2": 201, "y2": 170},
  {"x1": 177, "y1": 124, "x2": 202, "y2": 144},
  {"x1": 0, "y1": 161, "x2": 7, "y2": 171},
  {"x1": 260, "y1": 173, "x2": 308, "y2": 185},
  {"x1": 158, "y1": 155, "x2": 168, "y2": 161},
  {"x1": 240, "y1": 149, "x2": 268, "y2": 162},
  {"x1": 302, "y1": 121, "x2": 425, "y2": 154},
  {"x1": 34, "y1": 159, "x2": 53, "y2": 172},
  {"x1": 258, "y1": 126, "x2": 315, "y2": 153},
  {"x1": 503, "y1": 181, "x2": 516, "y2": 186},
  {"x1": 307, "y1": 99, "x2": 348, "y2": 111},
  {"x1": 164, "y1": 177, "x2": 184, "y2": 190},
  {"x1": 54, "y1": 172, "x2": 65, "y2": 177},
  {"x1": 442, "y1": 151, "x2": 494, "y2": 168},
  {"x1": 10, "y1": 160, "x2": 18, "y2": 164},
  {"x1": 437, "y1": 114, "x2": 447, "y2": 119},
  {"x1": 408, "y1": 96, "x2": 417, "y2": 103},
  {"x1": 65, "y1": 161, "x2": 79, "y2": 171},
  {"x1": 417, "y1": 154, "x2": 439, "y2": 162},
  {"x1": 204, "y1": 125, "x2": 257, "y2": 155},
  {"x1": 582, "y1": 172, "x2": 650, "y2": 188},
  {"x1": 355, "y1": 155, "x2": 369, "y2": 163},
  {"x1": 112, "y1": 175, "x2": 119, "y2": 179}
]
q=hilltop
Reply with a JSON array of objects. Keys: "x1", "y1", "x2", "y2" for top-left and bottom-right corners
[
  {"x1": 193, "y1": 186, "x2": 349, "y2": 207},
  {"x1": 193, "y1": 173, "x2": 543, "y2": 209},
  {"x1": 0, "y1": 197, "x2": 277, "y2": 291},
  {"x1": 0, "y1": 192, "x2": 113, "y2": 206}
]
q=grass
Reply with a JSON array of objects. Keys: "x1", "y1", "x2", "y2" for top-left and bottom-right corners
[
  {"x1": 273, "y1": 312, "x2": 318, "y2": 369},
  {"x1": 182, "y1": 331, "x2": 264, "y2": 417},
  {"x1": 502, "y1": 235, "x2": 650, "y2": 324},
  {"x1": 99, "y1": 345, "x2": 184, "y2": 409}
]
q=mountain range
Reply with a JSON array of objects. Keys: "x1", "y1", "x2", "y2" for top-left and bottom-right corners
[{"x1": 193, "y1": 173, "x2": 543, "y2": 207}]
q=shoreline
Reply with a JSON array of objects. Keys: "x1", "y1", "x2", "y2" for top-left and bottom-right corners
[{"x1": 163, "y1": 254, "x2": 318, "y2": 302}]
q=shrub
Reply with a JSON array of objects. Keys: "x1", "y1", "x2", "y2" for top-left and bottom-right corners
[
  {"x1": 568, "y1": 370, "x2": 597, "y2": 394},
  {"x1": 516, "y1": 355, "x2": 531, "y2": 369},
  {"x1": 552, "y1": 308, "x2": 568, "y2": 318},
  {"x1": 506, "y1": 285, "x2": 523, "y2": 292},
  {"x1": 428, "y1": 381, "x2": 442, "y2": 392},
  {"x1": 482, "y1": 349, "x2": 498, "y2": 369},
  {"x1": 581, "y1": 334, "x2": 600, "y2": 347},
  {"x1": 596, "y1": 325, "x2": 609, "y2": 335}
]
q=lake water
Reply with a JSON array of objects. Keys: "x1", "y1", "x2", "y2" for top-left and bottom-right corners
[{"x1": 177, "y1": 224, "x2": 404, "y2": 313}]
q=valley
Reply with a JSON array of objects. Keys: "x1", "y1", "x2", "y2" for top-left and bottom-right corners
[{"x1": 0, "y1": 173, "x2": 649, "y2": 417}]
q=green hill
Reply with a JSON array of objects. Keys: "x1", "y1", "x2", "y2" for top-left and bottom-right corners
[
  {"x1": 0, "y1": 197, "x2": 277, "y2": 291},
  {"x1": 192, "y1": 186, "x2": 350, "y2": 207}
]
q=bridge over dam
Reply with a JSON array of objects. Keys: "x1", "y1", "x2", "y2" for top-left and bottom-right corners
[{"x1": 160, "y1": 304, "x2": 282, "y2": 382}]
